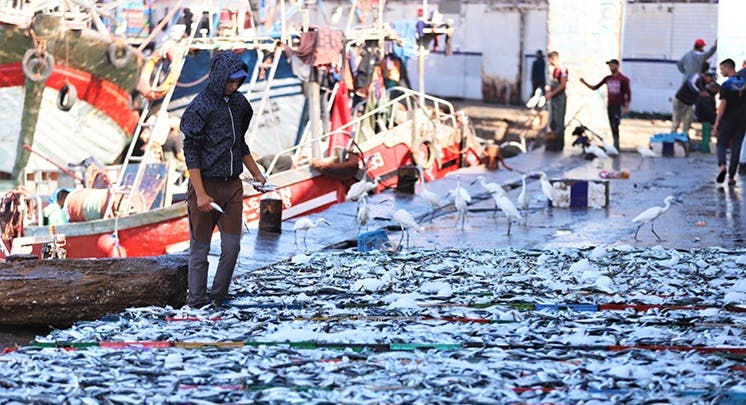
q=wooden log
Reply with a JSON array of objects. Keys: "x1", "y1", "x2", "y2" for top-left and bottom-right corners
[{"x1": 0, "y1": 254, "x2": 188, "y2": 328}]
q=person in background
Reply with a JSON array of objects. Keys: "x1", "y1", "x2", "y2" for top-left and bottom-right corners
[
  {"x1": 544, "y1": 51, "x2": 568, "y2": 151},
  {"x1": 671, "y1": 71, "x2": 714, "y2": 138},
  {"x1": 42, "y1": 188, "x2": 69, "y2": 226},
  {"x1": 677, "y1": 38, "x2": 717, "y2": 81},
  {"x1": 531, "y1": 50, "x2": 546, "y2": 96},
  {"x1": 712, "y1": 58, "x2": 746, "y2": 187},
  {"x1": 180, "y1": 51, "x2": 266, "y2": 308},
  {"x1": 580, "y1": 58, "x2": 632, "y2": 151}
]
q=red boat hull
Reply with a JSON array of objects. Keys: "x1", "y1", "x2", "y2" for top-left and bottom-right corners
[{"x1": 14, "y1": 135, "x2": 479, "y2": 259}]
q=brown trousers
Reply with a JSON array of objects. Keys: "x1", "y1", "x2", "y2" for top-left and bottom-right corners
[{"x1": 186, "y1": 177, "x2": 243, "y2": 307}]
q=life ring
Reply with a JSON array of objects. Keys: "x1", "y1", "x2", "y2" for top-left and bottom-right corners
[
  {"x1": 21, "y1": 49, "x2": 54, "y2": 82},
  {"x1": 411, "y1": 139, "x2": 437, "y2": 170},
  {"x1": 138, "y1": 52, "x2": 179, "y2": 100},
  {"x1": 106, "y1": 41, "x2": 133, "y2": 68},
  {"x1": 56, "y1": 82, "x2": 77, "y2": 111}
]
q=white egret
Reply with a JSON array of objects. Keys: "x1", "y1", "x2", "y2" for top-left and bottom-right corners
[
  {"x1": 447, "y1": 175, "x2": 471, "y2": 230},
  {"x1": 536, "y1": 171, "x2": 554, "y2": 204},
  {"x1": 416, "y1": 166, "x2": 442, "y2": 222},
  {"x1": 517, "y1": 174, "x2": 529, "y2": 224},
  {"x1": 472, "y1": 175, "x2": 506, "y2": 198},
  {"x1": 585, "y1": 144, "x2": 609, "y2": 160},
  {"x1": 632, "y1": 195, "x2": 678, "y2": 241},
  {"x1": 346, "y1": 177, "x2": 379, "y2": 201},
  {"x1": 636, "y1": 145, "x2": 657, "y2": 158},
  {"x1": 601, "y1": 141, "x2": 619, "y2": 156},
  {"x1": 293, "y1": 217, "x2": 331, "y2": 250},
  {"x1": 392, "y1": 208, "x2": 423, "y2": 249},
  {"x1": 355, "y1": 194, "x2": 370, "y2": 234},
  {"x1": 494, "y1": 195, "x2": 522, "y2": 235}
]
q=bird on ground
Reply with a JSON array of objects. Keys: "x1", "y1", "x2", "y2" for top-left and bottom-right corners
[
  {"x1": 632, "y1": 195, "x2": 678, "y2": 241},
  {"x1": 601, "y1": 141, "x2": 619, "y2": 156},
  {"x1": 636, "y1": 145, "x2": 657, "y2": 158},
  {"x1": 416, "y1": 166, "x2": 442, "y2": 222},
  {"x1": 494, "y1": 194, "x2": 522, "y2": 235},
  {"x1": 447, "y1": 175, "x2": 471, "y2": 230},
  {"x1": 536, "y1": 171, "x2": 554, "y2": 204},
  {"x1": 355, "y1": 194, "x2": 370, "y2": 234},
  {"x1": 472, "y1": 175, "x2": 506, "y2": 217},
  {"x1": 517, "y1": 174, "x2": 529, "y2": 224},
  {"x1": 392, "y1": 208, "x2": 423, "y2": 249},
  {"x1": 636, "y1": 145, "x2": 658, "y2": 169},
  {"x1": 293, "y1": 217, "x2": 331, "y2": 250},
  {"x1": 472, "y1": 175, "x2": 507, "y2": 198},
  {"x1": 346, "y1": 177, "x2": 379, "y2": 201},
  {"x1": 584, "y1": 144, "x2": 609, "y2": 160}
]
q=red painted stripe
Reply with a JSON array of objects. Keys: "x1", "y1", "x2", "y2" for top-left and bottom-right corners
[
  {"x1": 609, "y1": 345, "x2": 746, "y2": 354},
  {"x1": 0, "y1": 63, "x2": 138, "y2": 133}
]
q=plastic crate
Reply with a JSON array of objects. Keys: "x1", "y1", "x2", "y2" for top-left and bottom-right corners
[
  {"x1": 548, "y1": 179, "x2": 609, "y2": 208},
  {"x1": 650, "y1": 133, "x2": 689, "y2": 157}
]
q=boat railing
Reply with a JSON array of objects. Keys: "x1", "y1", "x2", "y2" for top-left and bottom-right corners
[{"x1": 261, "y1": 86, "x2": 459, "y2": 177}]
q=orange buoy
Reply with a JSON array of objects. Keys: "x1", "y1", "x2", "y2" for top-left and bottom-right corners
[{"x1": 97, "y1": 234, "x2": 127, "y2": 257}]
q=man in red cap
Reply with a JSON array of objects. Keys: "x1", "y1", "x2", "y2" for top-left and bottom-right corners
[{"x1": 677, "y1": 38, "x2": 717, "y2": 81}]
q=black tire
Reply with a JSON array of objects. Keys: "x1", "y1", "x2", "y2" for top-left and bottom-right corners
[
  {"x1": 22, "y1": 49, "x2": 54, "y2": 82},
  {"x1": 107, "y1": 42, "x2": 133, "y2": 68},
  {"x1": 56, "y1": 83, "x2": 77, "y2": 111}
]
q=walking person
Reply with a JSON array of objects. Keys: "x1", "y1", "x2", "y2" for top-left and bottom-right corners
[
  {"x1": 531, "y1": 50, "x2": 546, "y2": 96},
  {"x1": 544, "y1": 51, "x2": 568, "y2": 151},
  {"x1": 677, "y1": 38, "x2": 717, "y2": 81},
  {"x1": 670, "y1": 71, "x2": 715, "y2": 138},
  {"x1": 580, "y1": 58, "x2": 631, "y2": 151},
  {"x1": 712, "y1": 58, "x2": 746, "y2": 187},
  {"x1": 180, "y1": 51, "x2": 267, "y2": 308}
]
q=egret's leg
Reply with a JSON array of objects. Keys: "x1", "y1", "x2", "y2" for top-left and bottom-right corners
[
  {"x1": 294, "y1": 230, "x2": 298, "y2": 247},
  {"x1": 303, "y1": 232, "x2": 308, "y2": 251},
  {"x1": 633, "y1": 223, "x2": 643, "y2": 240},
  {"x1": 406, "y1": 230, "x2": 410, "y2": 248},
  {"x1": 651, "y1": 222, "x2": 661, "y2": 241},
  {"x1": 398, "y1": 228, "x2": 405, "y2": 249},
  {"x1": 493, "y1": 201, "x2": 498, "y2": 218},
  {"x1": 507, "y1": 218, "x2": 512, "y2": 235}
]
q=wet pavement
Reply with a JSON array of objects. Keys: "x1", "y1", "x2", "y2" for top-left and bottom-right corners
[{"x1": 235, "y1": 145, "x2": 744, "y2": 276}]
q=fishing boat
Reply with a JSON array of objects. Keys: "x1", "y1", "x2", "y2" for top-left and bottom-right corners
[
  {"x1": 0, "y1": 0, "x2": 484, "y2": 260},
  {"x1": 0, "y1": 0, "x2": 143, "y2": 186}
]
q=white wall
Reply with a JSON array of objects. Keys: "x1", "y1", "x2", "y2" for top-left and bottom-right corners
[
  {"x1": 718, "y1": 0, "x2": 746, "y2": 75},
  {"x1": 622, "y1": 3, "x2": 718, "y2": 114}
]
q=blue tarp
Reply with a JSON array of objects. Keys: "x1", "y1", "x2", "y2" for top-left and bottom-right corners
[{"x1": 650, "y1": 133, "x2": 689, "y2": 143}]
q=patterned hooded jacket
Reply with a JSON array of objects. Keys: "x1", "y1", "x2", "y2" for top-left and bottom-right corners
[{"x1": 180, "y1": 51, "x2": 252, "y2": 178}]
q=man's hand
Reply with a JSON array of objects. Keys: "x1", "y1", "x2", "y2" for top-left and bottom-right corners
[
  {"x1": 253, "y1": 173, "x2": 267, "y2": 185},
  {"x1": 196, "y1": 191, "x2": 215, "y2": 213},
  {"x1": 544, "y1": 85, "x2": 553, "y2": 100}
]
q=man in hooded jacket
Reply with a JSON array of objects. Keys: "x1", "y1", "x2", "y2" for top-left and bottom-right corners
[{"x1": 180, "y1": 51, "x2": 267, "y2": 308}]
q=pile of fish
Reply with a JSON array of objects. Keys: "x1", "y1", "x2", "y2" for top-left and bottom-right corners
[{"x1": 1, "y1": 246, "x2": 745, "y2": 403}]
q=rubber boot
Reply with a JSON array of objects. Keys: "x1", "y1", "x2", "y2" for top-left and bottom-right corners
[
  {"x1": 209, "y1": 233, "x2": 241, "y2": 305},
  {"x1": 187, "y1": 240, "x2": 211, "y2": 307}
]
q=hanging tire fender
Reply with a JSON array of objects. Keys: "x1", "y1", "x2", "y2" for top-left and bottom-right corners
[
  {"x1": 22, "y1": 49, "x2": 54, "y2": 82},
  {"x1": 106, "y1": 41, "x2": 133, "y2": 68},
  {"x1": 411, "y1": 139, "x2": 437, "y2": 170},
  {"x1": 56, "y1": 82, "x2": 77, "y2": 111}
]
